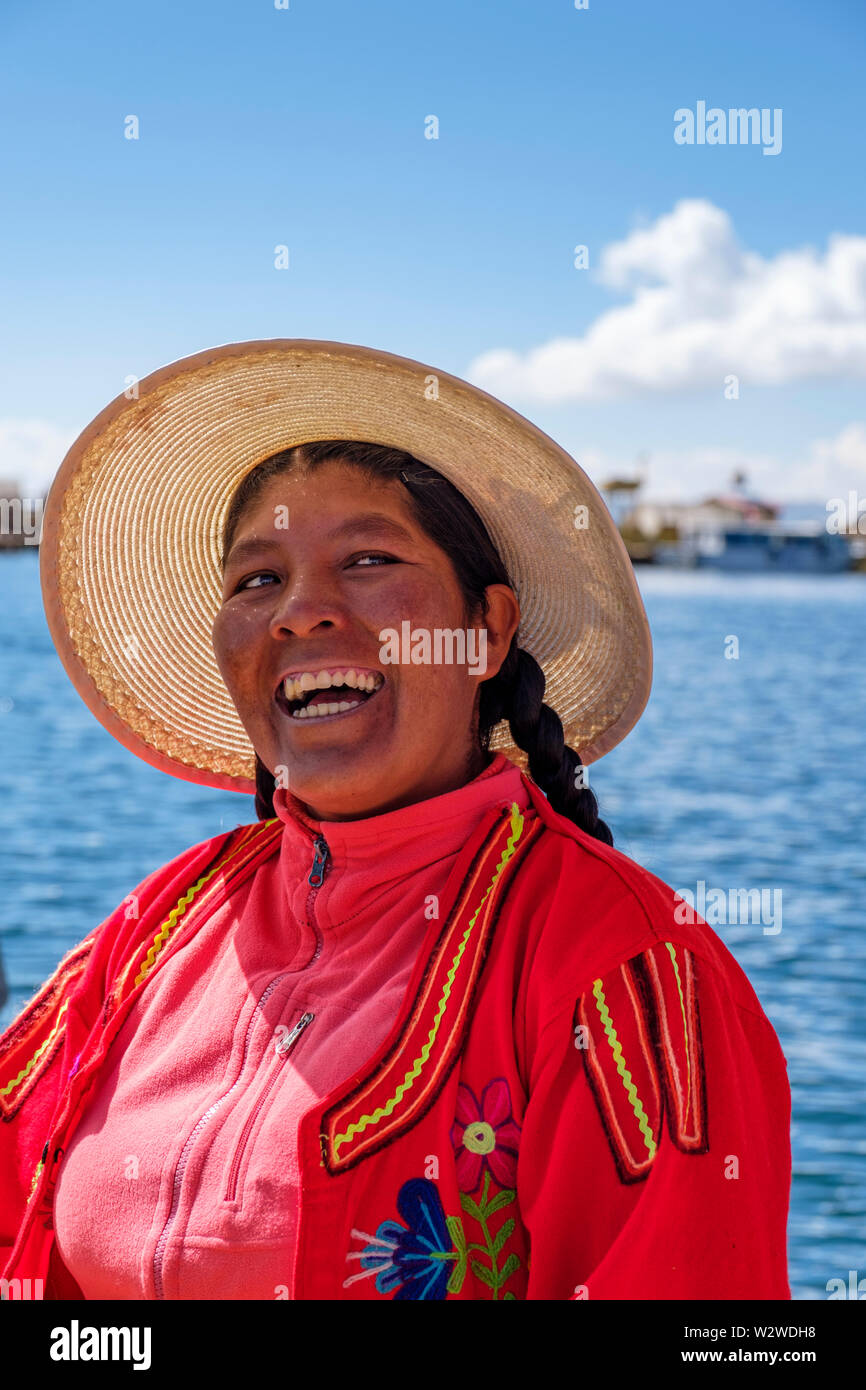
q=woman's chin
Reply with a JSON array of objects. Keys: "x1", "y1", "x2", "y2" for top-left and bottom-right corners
[{"x1": 271, "y1": 736, "x2": 392, "y2": 809}]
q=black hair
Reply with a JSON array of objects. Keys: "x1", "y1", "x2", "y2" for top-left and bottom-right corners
[{"x1": 221, "y1": 441, "x2": 613, "y2": 844}]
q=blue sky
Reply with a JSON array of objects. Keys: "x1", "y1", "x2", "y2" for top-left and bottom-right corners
[{"x1": 1, "y1": 0, "x2": 863, "y2": 506}]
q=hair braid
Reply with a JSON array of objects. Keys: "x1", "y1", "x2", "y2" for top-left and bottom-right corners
[{"x1": 482, "y1": 645, "x2": 613, "y2": 845}]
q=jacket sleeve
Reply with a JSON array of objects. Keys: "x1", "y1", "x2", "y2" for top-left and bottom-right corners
[
  {"x1": 517, "y1": 936, "x2": 792, "y2": 1299},
  {"x1": 0, "y1": 856, "x2": 175, "y2": 1278},
  {"x1": 0, "y1": 822, "x2": 250, "y2": 1288},
  {"x1": 0, "y1": 924, "x2": 106, "y2": 1275}
]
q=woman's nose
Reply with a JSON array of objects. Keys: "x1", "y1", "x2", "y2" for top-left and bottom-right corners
[{"x1": 267, "y1": 574, "x2": 347, "y2": 639}]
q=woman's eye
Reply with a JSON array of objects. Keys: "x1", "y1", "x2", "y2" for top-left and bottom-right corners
[
  {"x1": 348, "y1": 552, "x2": 397, "y2": 568},
  {"x1": 237, "y1": 572, "x2": 278, "y2": 591},
  {"x1": 231, "y1": 554, "x2": 396, "y2": 592}
]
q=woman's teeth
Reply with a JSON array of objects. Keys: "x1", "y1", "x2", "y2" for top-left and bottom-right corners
[
  {"x1": 292, "y1": 698, "x2": 362, "y2": 719},
  {"x1": 282, "y1": 668, "x2": 384, "y2": 720}
]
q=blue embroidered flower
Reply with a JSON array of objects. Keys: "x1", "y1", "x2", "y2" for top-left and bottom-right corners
[{"x1": 345, "y1": 1177, "x2": 458, "y2": 1300}]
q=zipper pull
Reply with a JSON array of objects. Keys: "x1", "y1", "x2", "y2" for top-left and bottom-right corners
[
  {"x1": 276, "y1": 1010, "x2": 315, "y2": 1055},
  {"x1": 308, "y1": 835, "x2": 329, "y2": 887}
]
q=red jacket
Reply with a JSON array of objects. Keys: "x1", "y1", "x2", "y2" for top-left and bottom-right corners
[{"x1": 0, "y1": 771, "x2": 791, "y2": 1300}]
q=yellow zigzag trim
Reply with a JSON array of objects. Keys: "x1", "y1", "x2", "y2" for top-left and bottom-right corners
[
  {"x1": 332, "y1": 803, "x2": 525, "y2": 1158},
  {"x1": 14, "y1": 825, "x2": 275, "y2": 1207},
  {"x1": 664, "y1": 940, "x2": 692, "y2": 1125},
  {"x1": 0, "y1": 998, "x2": 72, "y2": 1099},
  {"x1": 132, "y1": 836, "x2": 253, "y2": 989},
  {"x1": 593, "y1": 978, "x2": 657, "y2": 1160},
  {"x1": 27, "y1": 1158, "x2": 44, "y2": 1204}
]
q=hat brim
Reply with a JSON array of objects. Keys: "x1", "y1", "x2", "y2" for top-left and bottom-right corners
[{"x1": 39, "y1": 338, "x2": 652, "y2": 794}]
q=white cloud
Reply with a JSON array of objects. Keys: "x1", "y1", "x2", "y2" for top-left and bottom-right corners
[
  {"x1": 0, "y1": 420, "x2": 74, "y2": 498},
  {"x1": 467, "y1": 200, "x2": 866, "y2": 401},
  {"x1": 786, "y1": 422, "x2": 866, "y2": 498}
]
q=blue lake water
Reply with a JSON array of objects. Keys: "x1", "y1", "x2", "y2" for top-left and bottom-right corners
[{"x1": 0, "y1": 549, "x2": 863, "y2": 1300}]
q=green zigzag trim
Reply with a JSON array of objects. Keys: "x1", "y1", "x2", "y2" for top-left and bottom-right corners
[
  {"x1": 664, "y1": 940, "x2": 692, "y2": 1124},
  {"x1": 26, "y1": 1157, "x2": 44, "y2": 1204},
  {"x1": 133, "y1": 873, "x2": 211, "y2": 987},
  {"x1": 332, "y1": 803, "x2": 525, "y2": 1158},
  {"x1": 132, "y1": 835, "x2": 250, "y2": 988},
  {"x1": 0, "y1": 998, "x2": 71, "y2": 1099},
  {"x1": 592, "y1": 977, "x2": 657, "y2": 1160}
]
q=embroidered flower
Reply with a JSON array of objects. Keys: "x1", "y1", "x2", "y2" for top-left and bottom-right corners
[
  {"x1": 344, "y1": 1177, "x2": 463, "y2": 1300},
  {"x1": 451, "y1": 1077, "x2": 521, "y2": 1193}
]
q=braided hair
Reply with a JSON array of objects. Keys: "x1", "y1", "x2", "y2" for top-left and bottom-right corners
[{"x1": 222, "y1": 441, "x2": 613, "y2": 845}]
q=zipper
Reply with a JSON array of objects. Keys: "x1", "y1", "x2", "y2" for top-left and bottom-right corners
[
  {"x1": 223, "y1": 1010, "x2": 315, "y2": 1203},
  {"x1": 152, "y1": 833, "x2": 330, "y2": 1297},
  {"x1": 308, "y1": 836, "x2": 328, "y2": 887},
  {"x1": 303, "y1": 835, "x2": 329, "y2": 965},
  {"x1": 152, "y1": 972, "x2": 290, "y2": 1298}
]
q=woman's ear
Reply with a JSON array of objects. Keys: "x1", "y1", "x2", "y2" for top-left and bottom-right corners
[{"x1": 474, "y1": 584, "x2": 520, "y2": 684}]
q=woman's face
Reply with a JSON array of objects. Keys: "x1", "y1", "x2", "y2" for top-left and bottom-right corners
[{"x1": 212, "y1": 461, "x2": 520, "y2": 820}]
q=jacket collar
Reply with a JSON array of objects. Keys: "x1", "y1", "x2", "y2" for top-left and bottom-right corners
[{"x1": 271, "y1": 752, "x2": 532, "y2": 928}]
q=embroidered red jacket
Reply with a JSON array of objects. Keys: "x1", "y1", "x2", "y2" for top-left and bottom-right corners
[{"x1": 0, "y1": 774, "x2": 792, "y2": 1300}]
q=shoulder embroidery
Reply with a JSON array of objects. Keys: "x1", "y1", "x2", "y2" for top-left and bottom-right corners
[
  {"x1": 321, "y1": 804, "x2": 543, "y2": 1175},
  {"x1": 573, "y1": 940, "x2": 708, "y2": 1183},
  {"x1": 0, "y1": 935, "x2": 95, "y2": 1121},
  {"x1": 107, "y1": 820, "x2": 281, "y2": 1017},
  {"x1": 0, "y1": 819, "x2": 282, "y2": 1122}
]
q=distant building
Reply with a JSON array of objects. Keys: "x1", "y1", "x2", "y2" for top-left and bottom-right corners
[
  {"x1": 625, "y1": 493, "x2": 778, "y2": 541},
  {"x1": 600, "y1": 477, "x2": 643, "y2": 530}
]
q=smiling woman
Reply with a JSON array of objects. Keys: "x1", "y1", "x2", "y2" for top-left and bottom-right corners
[
  {"x1": 0, "y1": 340, "x2": 792, "y2": 1302},
  {"x1": 213, "y1": 439, "x2": 611, "y2": 831}
]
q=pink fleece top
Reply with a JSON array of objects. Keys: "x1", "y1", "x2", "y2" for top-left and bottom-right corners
[{"x1": 52, "y1": 753, "x2": 533, "y2": 1299}]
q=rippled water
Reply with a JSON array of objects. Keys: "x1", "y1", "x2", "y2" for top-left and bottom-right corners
[{"x1": 1, "y1": 551, "x2": 863, "y2": 1300}]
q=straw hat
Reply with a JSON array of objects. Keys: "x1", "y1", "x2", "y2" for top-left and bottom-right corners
[{"x1": 39, "y1": 339, "x2": 652, "y2": 794}]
